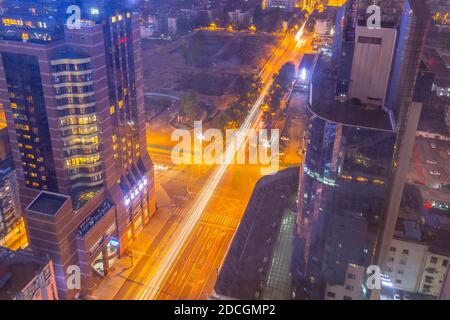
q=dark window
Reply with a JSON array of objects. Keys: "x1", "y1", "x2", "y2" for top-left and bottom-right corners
[{"x1": 358, "y1": 36, "x2": 382, "y2": 45}]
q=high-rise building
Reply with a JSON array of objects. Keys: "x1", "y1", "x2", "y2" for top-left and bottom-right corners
[
  {"x1": 332, "y1": 0, "x2": 403, "y2": 98},
  {"x1": 293, "y1": 59, "x2": 396, "y2": 298},
  {"x1": 332, "y1": 0, "x2": 357, "y2": 96},
  {"x1": 0, "y1": 158, "x2": 21, "y2": 245},
  {"x1": 348, "y1": 25, "x2": 397, "y2": 106},
  {"x1": 0, "y1": 246, "x2": 59, "y2": 300},
  {"x1": 374, "y1": 0, "x2": 433, "y2": 288},
  {"x1": 0, "y1": 0, "x2": 156, "y2": 299},
  {"x1": 293, "y1": 0, "x2": 432, "y2": 300}
]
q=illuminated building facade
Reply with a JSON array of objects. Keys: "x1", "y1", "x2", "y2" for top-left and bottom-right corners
[
  {"x1": 293, "y1": 58, "x2": 396, "y2": 298},
  {"x1": 0, "y1": 0, "x2": 155, "y2": 299},
  {"x1": 294, "y1": 0, "x2": 433, "y2": 300},
  {"x1": 0, "y1": 158, "x2": 21, "y2": 244},
  {"x1": 374, "y1": 0, "x2": 433, "y2": 280}
]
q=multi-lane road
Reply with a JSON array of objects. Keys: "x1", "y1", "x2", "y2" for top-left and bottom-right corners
[{"x1": 94, "y1": 28, "x2": 313, "y2": 300}]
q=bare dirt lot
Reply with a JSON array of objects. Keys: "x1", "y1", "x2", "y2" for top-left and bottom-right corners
[{"x1": 141, "y1": 31, "x2": 278, "y2": 112}]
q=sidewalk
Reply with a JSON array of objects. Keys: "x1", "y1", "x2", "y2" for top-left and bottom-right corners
[{"x1": 88, "y1": 182, "x2": 175, "y2": 300}]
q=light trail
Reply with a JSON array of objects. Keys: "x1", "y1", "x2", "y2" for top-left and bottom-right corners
[
  {"x1": 295, "y1": 22, "x2": 306, "y2": 42},
  {"x1": 138, "y1": 24, "x2": 307, "y2": 300}
]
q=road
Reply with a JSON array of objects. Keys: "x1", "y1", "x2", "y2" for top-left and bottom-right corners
[{"x1": 98, "y1": 29, "x2": 313, "y2": 300}]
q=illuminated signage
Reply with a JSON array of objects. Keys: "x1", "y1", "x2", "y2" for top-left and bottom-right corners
[
  {"x1": 124, "y1": 177, "x2": 148, "y2": 206},
  {"x1": 109, "y1": 237, "x2": 120, "y2": 247}
]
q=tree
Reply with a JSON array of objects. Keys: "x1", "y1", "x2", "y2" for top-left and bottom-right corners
[
  {"x1": 180, "y1": 90, "x2": 199, "y2": 120},
  {"x1": 215, "y1": 111, "x2": 231, "y2": 131},
  {"x1": 277, "y1": 62, "x2": 296, "y2": 88},
  {"x1": 266, "y1": 62, "x2": 296, "y2": 112}
]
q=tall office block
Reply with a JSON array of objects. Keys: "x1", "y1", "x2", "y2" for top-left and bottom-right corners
[
  {"x1": 294, "y1": 0, "x2": 431, "y2": 300},
  {"x1": 293, "y1": 57, "x2": 396, "y2": 299},
  {"x1": 0, "y1": 0, "x2": 156, "y2": 298},
  {"x1": 374, "y1": 0, "x2": 432, "y2": 283}
]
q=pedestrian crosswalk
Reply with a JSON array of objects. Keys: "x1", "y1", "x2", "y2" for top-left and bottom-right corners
[
  {"x1": 170, "y1": 207, "x2": 241, "y2": 229},
  {"x1": 171, "y1": 207, "x2": 188, "y2": 217},
  {"x1": 201, "y1": 211, "x2": 240, "y2": 229}
]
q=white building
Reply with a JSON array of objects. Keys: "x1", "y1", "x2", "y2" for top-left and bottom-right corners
[
  {"x1": 418, "y1": 251, "x2": 449, "y2": 297},
  {"x1": 325, "y1": 264, "x2": 366, "y2": 300},
  {"x1": 315, "y1": 19, "x2": 331, "y2": 36},
  {"x1": 384, "y1": 222, "x2": 450, "y2": 298},
  {"x1": 140, "y1": 26, "x2": 153, "y2": 39},
  {"x1": 168, "y1": 16, "x2": 177, "y2": 36},
  {"x1": 266, "y1": 0, "x2": 296, "y2": 12},
  {"x1": 227, "y1": 9, "x2": 253, "y2": 28},
  {"x1": 440, "y1": 267, "x2": 450, "y2": 300},
  {"x1": 385, "y1": 238, "x2": 428, "y2": 293},
  {"x1": 349, "y1": 26, "x2": 397, "y2": 106}
]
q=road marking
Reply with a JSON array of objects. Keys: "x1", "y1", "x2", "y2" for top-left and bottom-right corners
[{"x1": 139, "y1": 29, "x2": 308, "y2": 300}]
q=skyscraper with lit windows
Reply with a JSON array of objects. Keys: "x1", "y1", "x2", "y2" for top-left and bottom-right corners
[
  {"x1": 293, "y1": 0, "x2": 432, "y2": 300},
  {"x1": 0, "y1": 0, "x2": 155, "y2": 299}
]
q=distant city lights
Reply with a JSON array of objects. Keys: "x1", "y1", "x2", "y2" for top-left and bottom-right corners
[{"x1": 124, "y1": 177, "x2": 148, "y2": 206}]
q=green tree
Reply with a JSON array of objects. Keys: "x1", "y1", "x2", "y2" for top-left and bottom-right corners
[
  {"x1": 180, "y1": 90, "x2": 199, "y2": 120},
  {"x1": 215, "y1": 111, "x2": 230, "y2": 131},
  {"x1": 277, "y1": 62, "x2": 296, "y2": 88}
]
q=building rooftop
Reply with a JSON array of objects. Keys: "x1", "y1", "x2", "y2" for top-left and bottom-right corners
[
  {"x1": 394, "y1": 218, "x2": 423, "y2": 242},
  {"x1": 214, "y1": 168, "x2": 299, "y2": 300},
  {"x1": 409, "y1": 0, "x2": 431, "y2": 23},
  {"x1": 309, "y1": 55, "x2": 393, "y2": 132},
  {"x1": 299, "y1": 53, "x2": 318, "y2": 71},
  {"x1": 423, "y1": 47, "x2": 450, "y2": 88},
  {"x1": 422, "y1": 209, "x2": 450, "y2": 257},
  {"x1": 0, "y1": 247, "x2": 50, "y2": 300},
  {"x1": 407, "y1": 137, "x2": 450, "y2": 192},
  {"x1": 27, "y1": 192, "x2": 70, "y2": 216}
]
